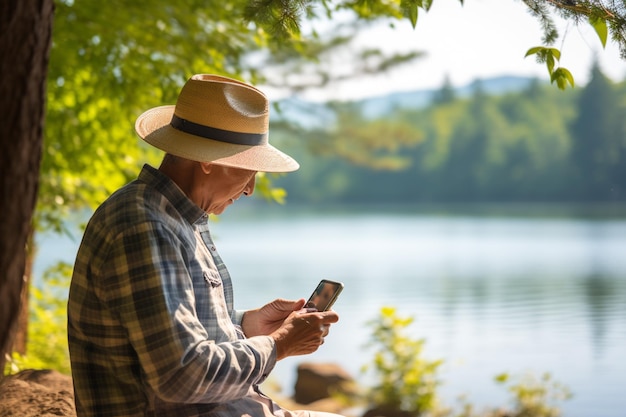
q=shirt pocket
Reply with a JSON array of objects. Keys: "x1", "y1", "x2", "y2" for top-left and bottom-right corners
[{"x1": 203, "y1": 270, "x2": 222, "y2": 288}]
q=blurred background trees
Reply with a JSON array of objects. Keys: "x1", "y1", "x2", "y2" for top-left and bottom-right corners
[{"x1": 274, "y1": 66, "x2": 625, "y2": 205}]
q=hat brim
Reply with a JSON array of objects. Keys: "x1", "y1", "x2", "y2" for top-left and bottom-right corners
[{"x1": 135, "y1": 105, "x2": 299, "y2": 173}]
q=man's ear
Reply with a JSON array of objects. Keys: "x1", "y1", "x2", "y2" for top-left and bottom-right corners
[{"x1": 200, "y1": 162, "x2": 212, "y2": 174}]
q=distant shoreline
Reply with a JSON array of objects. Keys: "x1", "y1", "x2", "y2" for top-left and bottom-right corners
[{"x1": 220, "y1": 201, "x2": 626, "y2": 220}]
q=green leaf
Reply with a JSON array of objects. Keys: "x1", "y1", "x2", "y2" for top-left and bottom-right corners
[
  {"x1": 525, "y1": 46, "x2": 544, "y2": 57},
  {"x1": 550, "y1": 67, "x2": 575, "y2": 90},
  {"x1": 401, "y1": 0, "x2": 419, "y2": 28},
  {"x1": 546, "y1": 54, "x2": 555, "y2": 74},
  {"x1": 590, "y1": 16, "x2": 608, "y2": 48},
  {"x1": 558, "y1": 67, "x2": 575, "y2": 88},
  {"x1": 495, "y1": 373, "x2": 509, "y2": 384},
  {"x1": 562, "y1": 67, "x2": 575, "y2": 87},
  {"x1": 409, "y1": 5, "x2": 418, "y2": 28}
]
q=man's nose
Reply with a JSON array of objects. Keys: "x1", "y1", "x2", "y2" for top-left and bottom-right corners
[{"x1": 243, "y1": 175, "x2": 256, "y2": 196}]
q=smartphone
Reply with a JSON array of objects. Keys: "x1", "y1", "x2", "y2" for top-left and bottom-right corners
[{"x1": 305, "y1": 279, "x2": 344, "y2": 311}]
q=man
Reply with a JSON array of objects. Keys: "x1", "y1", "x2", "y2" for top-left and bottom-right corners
[{"x1": 67, "y1": 74, "x2": 341, "y2": 417}]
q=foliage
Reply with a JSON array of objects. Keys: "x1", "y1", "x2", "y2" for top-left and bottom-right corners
[
  {"x1": 280, "y1": 101, "x2": 424, "y2": 169},
  {"x1": 361, "y1": 306, "x2": 444, "y2": 416},
  {"x1": 358, "y1": 309, "x2": 571, "y2": 417},
  {"x1": 42, "y1": 0, "x2": 267, "y2": 232},
  {"x1": 495, "y1": 372, "x2": 572, "y2": 417},
  {"x1": 37, "y1": 0, "x2": 626, "y2": 273},
  {"x1": 524, "y1": 47, "x2": 574, "y2": 90},
  {"x1": 569, "y1": 61, "x2": 626, "y2": 200},
  {"x1": 40, "y1": 0, "x2": 626, "y2": 235},
  {"x1": 4, "y1": 262, "x2": 72, "y2": 376},
  {"x1": 248, "y1": 0, "x2": 626, "y2": 88},
  {"x1": 455, "y1": 373, "x2": 572, "y2": 417},
  {"x1": 274, "y1": 68, "x2": 626, "y2": 204},
  {"x1": 255, "y1": 173, "x2": 289, "y2": 204},
  {"x1": 40, "y1": 0, "x2": 424, "y2": 235},
  {"x1": 525, "y1": 0, "x2": 626, "y2": 85}
]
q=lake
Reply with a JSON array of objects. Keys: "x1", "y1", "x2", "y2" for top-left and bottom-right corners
[{"x1": 36, "y1": 204, "x2": 626, "y2": 417}]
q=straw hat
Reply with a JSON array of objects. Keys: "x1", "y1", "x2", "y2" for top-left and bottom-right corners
[{"x1": 135, "y1": 74, "x2": 299, "y2": 172}]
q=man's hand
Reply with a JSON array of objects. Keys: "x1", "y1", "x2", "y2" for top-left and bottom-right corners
[
  {"x1": 269, "y1": 310, "x2": 339, "y2": 360},
  {"x1": 241, "y1": 298, "x2": 307, "y2": 337}
]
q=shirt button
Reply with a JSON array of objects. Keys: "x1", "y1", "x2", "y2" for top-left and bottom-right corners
[{"x1": 210, "y1": 246, "x2": 216, "y2": 251}]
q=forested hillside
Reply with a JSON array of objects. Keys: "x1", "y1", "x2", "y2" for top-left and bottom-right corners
[{"x1": 271, "y1": 64, "x2": 626, "y2": 205}]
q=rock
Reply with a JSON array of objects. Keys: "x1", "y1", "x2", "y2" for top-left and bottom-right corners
[
  {"x1": 0, "y1": 369, "x2": 75, "y2": 417},
  {"x1": 293, "y1": 362, "x2": 358, "y2": 405},
  {"x1": 362, "y1": 406, "x2": 415, "y2": 417}
]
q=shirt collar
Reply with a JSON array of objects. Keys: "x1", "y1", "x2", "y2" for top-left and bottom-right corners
[{"x1": 137, "y1": 164, "x2": 207, "y2": 225}]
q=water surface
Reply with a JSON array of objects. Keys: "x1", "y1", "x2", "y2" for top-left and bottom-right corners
[
  {"x1": 209, "y1": 207, "x2": 626, "y2": 417},
  {"x1": 36, "y1": 206, "x2": 626, "y2": 416}
]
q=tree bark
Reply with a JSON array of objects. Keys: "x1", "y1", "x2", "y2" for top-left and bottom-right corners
[
  {"x1": 0, "y1": 0, "x2": 53, "y2": 373},
  {"x1": 13, "y1": 228, "x2": 35, "y2": 355}
]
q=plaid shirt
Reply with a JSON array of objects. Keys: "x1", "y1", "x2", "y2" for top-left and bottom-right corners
[{"x1": 68, "y1": 164, "x2": 277, "y2": 417}]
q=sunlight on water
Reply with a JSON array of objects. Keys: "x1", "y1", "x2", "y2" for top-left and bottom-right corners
[{"x1": 209, "y1": 209, "x2": 626, "y2": 417}]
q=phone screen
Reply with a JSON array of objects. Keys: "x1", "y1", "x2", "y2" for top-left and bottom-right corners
[{"x1": 306, "y1": 279, "x2": 344, "y2": 311}]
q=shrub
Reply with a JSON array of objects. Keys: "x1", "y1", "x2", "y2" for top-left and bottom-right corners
[
  {"x1": 361, "y1": 306, "x2": 444, "y2": 416},
  {"x1": 4, "y1": 261, "x2": 71, "y2": 376}
]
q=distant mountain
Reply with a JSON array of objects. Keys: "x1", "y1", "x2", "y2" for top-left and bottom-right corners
[
  {"x1": 274, "y1": 75, "x2": 539, "y2": 125},
  {"x1": 357, "y1": 75, "x2": 539, "y2": 117}
]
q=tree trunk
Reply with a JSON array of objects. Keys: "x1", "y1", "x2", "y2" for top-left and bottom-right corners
[
  {"x1": 0, "y1": 0, "x2": 54, "y2": 374},
  {"x1": 13, "y1": 228, "x2": 35, "y2": 355}
]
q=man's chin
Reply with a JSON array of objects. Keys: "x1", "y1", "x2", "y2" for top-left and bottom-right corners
[{"x1": 213, "y1": 202, "x2": 232, "y2": 215}]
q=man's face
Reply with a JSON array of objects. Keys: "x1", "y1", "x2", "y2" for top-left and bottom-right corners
[{"x1": 198, "y1": 163, "x2": 257, "y2": 215}]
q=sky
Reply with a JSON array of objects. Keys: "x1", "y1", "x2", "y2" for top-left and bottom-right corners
[{"x1": 268, "y1": 0, "x2": 626, "y2": 102}]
